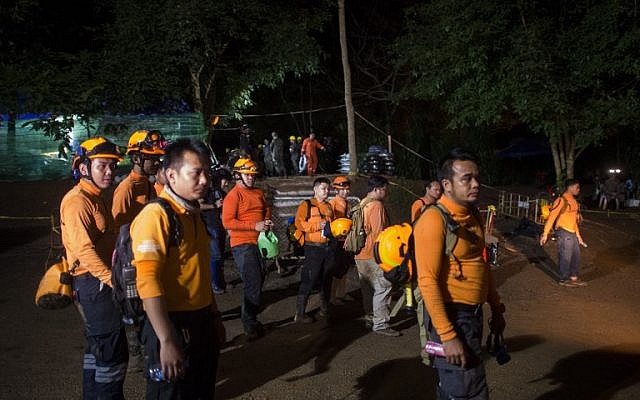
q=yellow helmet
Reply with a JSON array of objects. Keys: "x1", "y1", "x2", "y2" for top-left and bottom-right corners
[
  {"x1": 78, "y1": 137, "x2": 122, "y2": 161},
  {"x1": 296, "y1": 136, "x2": 302, "y2": 142},
  {"x1": 373, "y1": 223, "x2": 413, "y2": 272},
  {"x1": 126, "y1": 129, "x2": 167, "y2": 155},
  {"x1": 233, "y1": 157, "x2": 259, "y2": 175},
  {"x1": 72, "y1": 136, "x2": 122, "y2": 173},
  {"x1": 332, "y1": 176, "x2": 351, "y2": 189},
  {"x1": 541, "y1": 204, "x2": 551, "y2": 221},
  {"x1": 289, "y1": 135, "x2": 296, "y2": 141},
  {"x1": 330, "y1": 218, "x2": 353, "y2": 238}
]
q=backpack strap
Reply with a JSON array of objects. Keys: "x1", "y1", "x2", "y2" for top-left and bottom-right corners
[
  {"x1": 551, "y1": 195, "x2": 570, "y2": 231},
  {"x1": 149, "y1": 198, "x2": 183, "y2": 248},
  {"x1": 430, "y1": 203, "x2": 467, "y2": 280}
]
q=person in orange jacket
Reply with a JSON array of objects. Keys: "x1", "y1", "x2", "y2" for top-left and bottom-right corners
[
  {"x1": 112, "y1": 129, "x2": 167, "y2": 372},
  {"x1": 222, "y1": 158, "x2": 272, "y2": 340},
  {"x1": 300, "y1": 131, "x2": 325, "y2": 176},
  {"x1": 60, "y1": 137, "x2": 128, "y2": 399},
  {"x1": 294, "y1": 177, "x2": 335, "y2": 323}
]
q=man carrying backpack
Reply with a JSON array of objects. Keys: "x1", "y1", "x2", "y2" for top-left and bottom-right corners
[
  {"x1": 415, "y1": 149, "x2": 505, "y2": 400},
  {"x1": 222, "y1": 158, "x2": 272, "y2": 340},
  {"x1": 130, "y1": 139, "x2": 225, "y2": 398},
  {"x1": 293, "y1": 177, "x2": 335, "y2": 323},
  {"x1": 60, "y1": 137, "x2": 128, "y2": 399},
  {"x1": 354, "y1": 175, "x2": 399, "y2": 337},
  {"x1": 112, "y1": 129, "x2": 166, "y2": 372},
  {"x1": 540, "y1": 178, "x2": 588, "y2": 287}
]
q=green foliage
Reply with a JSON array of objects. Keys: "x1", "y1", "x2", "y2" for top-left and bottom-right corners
[{"x1": 395, "y1": 0, "x2": 640, "y2": 164}]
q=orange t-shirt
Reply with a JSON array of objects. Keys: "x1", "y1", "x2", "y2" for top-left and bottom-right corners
[
  {"x1": 414, "y1": 195, "x2": 501, "y2": 341},
  {"x1": 60, "y1": 179, "x2": 117, "y2": 286},
  {"x1": 130, "y1": 191, "x2": 212, "y2": 312},
  {"x1": 112, "y1": 170, "x2": 156, "y2": 229},
  {"x1": 329, "y1": 196, "x2": 349, "y2": 218},
  {"x1": 295, "y1": 198, "x2": 334, "y2": 244},
  {"x1": 543, "y1": 193, "x2": 581, "y2": 236},
  {"x1": 221, "y1": 184, "x2": 271, "y2": 247},
  {"x1": 355, "y1": 199, "x2": 388, "y2": 260}
]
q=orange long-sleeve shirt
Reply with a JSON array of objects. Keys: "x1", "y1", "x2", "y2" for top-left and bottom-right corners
[
  {"x1": 295, "y1": 198, "x2": 334, "y2": 244},
  {"x1": 355, "y1": 199, "x2": 389, "y2": 260},
  {"x1": 222, "y1": 184, "x2": 271, "y2": 247},
  {"x1": 329, "y1": 196, "x2": 349, "y2": 218},
  {"x1": 543, "y1": 193, "x2": 581, "y2": 237},
  {"x1": 415, "y1": 195, "x2": 501, "y2": 342},
  {"x1": 130, "y1": 189, "x2": 212, "y2": 312},
  {"x1": 112, "y1": 170, "x2": 156, "y2": 229},
  {"x1": 60, "y1": 179, "x2": 117, "y2": 286}
]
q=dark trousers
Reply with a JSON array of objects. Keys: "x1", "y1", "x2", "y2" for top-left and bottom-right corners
[
  {"x1": 557, "y1": 229, "x2": 581, "y2": 280},
  {"x1": 298, "y1": 244, "x2": 335, "y2": 310},
  {"x1": 427, "y1": 303, "x2": 488, "y2": 400},
  {"x1": 208, "y1": 229, "x2": 226, "y2": 289},
  {"x1": 332, "y1": 241, "x2": 353, "y2": 279},
  {"x1": 231, "y1": 243, "x2": 265, "y2": 333},
  {"x1": 141, "y1": 307, "x2": 220, "y2": 400},
  {"x1": 73, "y1": 273, "x2": 128, "y2": 400}
]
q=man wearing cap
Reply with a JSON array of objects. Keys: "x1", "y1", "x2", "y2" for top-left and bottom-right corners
[
  {"x1": 271, "y1": 131, "x2": 286, "y2": 177},
  {"x1": 289, "y1": 135, "x2": 301, "y2": 175},
  {"x1": 61, "y1": 137, "x2": 128, "y2": 398}
]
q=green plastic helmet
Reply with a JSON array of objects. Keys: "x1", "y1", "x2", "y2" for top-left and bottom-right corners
[{"x1": 258, "y1": 231, "x2": 279, "y2": 259}]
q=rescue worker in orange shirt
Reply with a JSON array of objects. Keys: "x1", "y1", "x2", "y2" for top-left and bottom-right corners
[
  {"x1": 112, "y1": 129, "x2": 167, "y2": 228},
  {"x1": 329, "y1": 176, "x2": 354, "y2": 305},
  {"x1": 112, "y1": 129, "x2": 167, "y2": 372},
  {"x1": 130, "y1": 138, "x2": 225, "y2": 398},
  {"x1": 60, "y1": 137, "x2": 128, "y2": 399},
  {"x1": 300, "y1": 131, "x2": 325, "y2": 176},
  {"x1": 411, "y1": 180, "x2": 443, "y2": 222},
  {"x1": 540, "y1": 178, "x2": 588, "y2": 287},
  {"x1": 294, "y1": 177, "x2": 336, "y2": 323},
  {"x1": 354, "y1": 175, "x2": 399, "y2": 336},
  {"x1": 222, "y1": 158, "x2": 272, "y2": 340},
  {"x1": 415, "y1": 149, "x2": 505, "y2": 399}
]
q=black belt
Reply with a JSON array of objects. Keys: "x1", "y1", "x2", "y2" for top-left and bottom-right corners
[
  {"x1": 447, "y1": 302, "x2": 483, "y2": 315},
  {"x1": 305, "y1": 242, "x2": 329, "y2": 248}
]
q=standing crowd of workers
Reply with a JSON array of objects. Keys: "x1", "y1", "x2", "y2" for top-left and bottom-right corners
[{"x1": 59, "y1": 127, "x2": 511, "y2": 400}]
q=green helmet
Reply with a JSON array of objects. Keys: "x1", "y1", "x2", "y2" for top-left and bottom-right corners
[{"x1": 258, "y1": 231, "x2": 279, "y2": 259}]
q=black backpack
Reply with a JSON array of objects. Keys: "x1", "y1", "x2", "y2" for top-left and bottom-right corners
[{"x1": 111, "y1": 198, "x2": 183, "y2": 326}]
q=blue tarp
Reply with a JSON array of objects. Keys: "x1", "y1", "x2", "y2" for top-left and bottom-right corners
[{"x1": 496, "y1": 139, "x2": 551, "y2": 159}]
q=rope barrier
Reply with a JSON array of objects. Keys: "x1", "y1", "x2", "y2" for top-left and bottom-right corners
[{"x1": 0, "y1": 215, "x2": 51, "y2": 220}]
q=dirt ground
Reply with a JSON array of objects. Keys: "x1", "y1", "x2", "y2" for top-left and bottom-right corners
[{"x1": 1, "y1": 178, "x2": 640, "y2": 399}]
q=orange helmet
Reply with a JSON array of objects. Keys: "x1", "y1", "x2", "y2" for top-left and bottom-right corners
[
  {"x1": 233, "y1": 157, "x2": 259, "y2": 175},
  {"x1": 126, "y1": 130, "x2": 167, "y2": 155},
  {"x1": 333, "y1": 176, "x2": 351, "y2": 189},
  {"x1": 330, "y1": 218, "x2": 353, "y2": 238},
  {"x1": 373, "y1": 223, "x2": 413, "y2": 272}
]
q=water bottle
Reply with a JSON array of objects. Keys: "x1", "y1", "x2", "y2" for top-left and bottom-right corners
[
  {"x1": 148, "y1": 364, "x2": 165, "y2": 382},
  {"x1": 424, "y1": 341, "x2": 446, "y2": 357}
]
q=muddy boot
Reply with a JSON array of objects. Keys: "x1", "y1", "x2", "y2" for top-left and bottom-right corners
[
  {"x1": 125, "y1": 324, "x2": 145, "y2": 373},
  {"x1": 294, "y1": 295, "x2": 313, "y2": 324}
]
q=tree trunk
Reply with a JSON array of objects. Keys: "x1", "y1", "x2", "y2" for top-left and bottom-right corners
[
  {"x1": 550, "y1": 132, "x2": 578, "y2": 186},
  {"x1": 339, "y1": 0, "x2": 357, "y2": 175}
]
